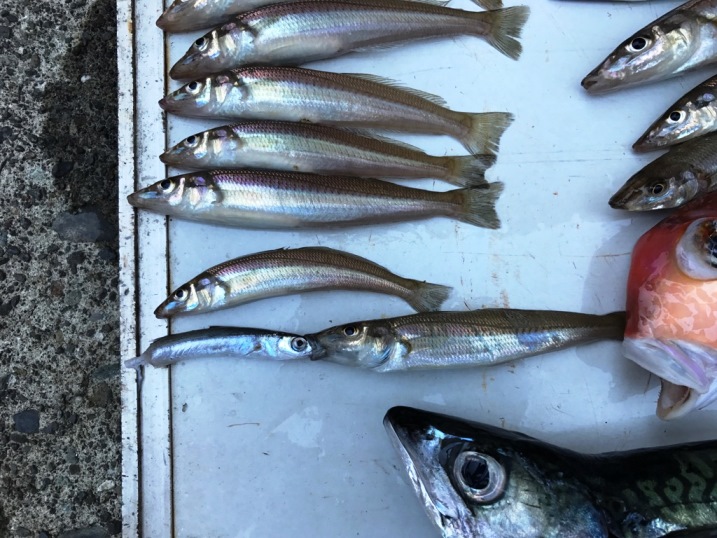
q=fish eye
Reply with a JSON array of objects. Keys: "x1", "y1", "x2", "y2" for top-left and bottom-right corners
[
  {"x1": 453, "y1": 452, "x2": 506, "y2": 504},
  {"x1": 343, "y1": 325, "x2": 358, "y2": 337},
  {"x1": 184, "y1": 135, "x2": 198, "y2": 147},
  {"x1": 668, "y1": 110, "x2": 685, "y2": 123},
  {"x1": 290, "y1": 337, "x2": 308, "y2": 352},
  {"x1": 173, "y1": 288, "x2": 187, "y2": 300},
  {"x1": 159, "y1": 179, "x2": 173, "y2": 191},
  {"x1": 649, "y1": 182, "x2": 666, "y2": 196},
  {"x1": 194, "y1": 37, "x2": 207, "y2": 50},
  {"x1": 629, "y1": 36, "x2": 649, "y2": 52},
  {"x1": 186, "y1": 81, "x2": 201, "y2": 93},
  {"x1": 676, "y1": 219, "x2": 717, "y2": 279}
]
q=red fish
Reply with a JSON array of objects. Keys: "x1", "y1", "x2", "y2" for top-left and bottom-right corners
[{"x1": 624, "y1": 192, "x2": 717, "y2": 419}]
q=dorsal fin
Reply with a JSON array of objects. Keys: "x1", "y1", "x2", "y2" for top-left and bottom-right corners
[{"x1": 343, "y1": 73, "x2": 447, "y2": 107}]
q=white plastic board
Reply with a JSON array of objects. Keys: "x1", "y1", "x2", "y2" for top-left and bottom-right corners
[{"x1": 119, "y1": 1, "x2": 717, "y2": 536}]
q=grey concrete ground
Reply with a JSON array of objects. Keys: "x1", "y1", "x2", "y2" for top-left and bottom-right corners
[{"x1": 0, "y1": 0, "x2": 121, "y2": 535}]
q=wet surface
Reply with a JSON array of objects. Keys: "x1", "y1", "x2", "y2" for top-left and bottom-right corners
[{"x1": 0, "y1": 0, "x2": 120, "y2": 535}]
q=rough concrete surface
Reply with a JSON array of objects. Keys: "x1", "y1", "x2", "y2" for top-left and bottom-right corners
[{"x1": 0, "y1": 0, "x2": 121, "y2": 535}]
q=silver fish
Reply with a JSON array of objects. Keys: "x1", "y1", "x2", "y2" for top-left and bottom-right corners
[
  {"x1": 308, "y1": 309, "x2": 625, "y2": 371},
  {"x1": 127, "y1": 170, "x2": 503, "y2": 230},
  {"x1": 124, "y1": 327, "x2": 317, "y2": 371},
  {"x1": 169, "y1": 2, "x2": 530, "y2": 79},
  {"x1": 582, "y1": 0, "x2": 717, "y2": 93},
  {"x1": 634, "y1": 74, "x2": 717, "y2": 151},
  {"x1": 159, "y1": 122, "x2": 494, "y2": 187},
  {"x1": 385, "y1": 406, "x2": 717, "y2": 538},
  {"x1": 159, "y1": 67, "x2": 513, "y2": 156},
  {"x1": 156, "y1": 0, "x2": 504, "y2": 34},
  {"x1": 609, "y1": 133, "x2": 717, "y2": 211},
  {"x1": 154, "y1": 247, "x2": 453, "y2": 318}
]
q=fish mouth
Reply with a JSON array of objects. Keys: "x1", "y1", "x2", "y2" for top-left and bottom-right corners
[
  {"x1": 623, "y1": 338, "x2": 717, "y2": 419},
  {"x1": 384, "y1": 407, "x2": 464, "y2": 534},
  {"x1": 127, "y1": 189, "x2": 159, "y2": 209},
  {"x1": 631, "y1": 129, "x2": 665, "y2": 153},
  {"x1": 169, "y1": 54, "x2": 200, "y2": 80},
  {"x1": 608, "y1": 184, "x2": 640, "y2": 210}
]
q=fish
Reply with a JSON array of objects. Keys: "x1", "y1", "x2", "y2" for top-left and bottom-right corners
[
  {"x1": 169, "y1": 2, "x2": 530, "y2": 79},
  {"x1": 153, "y1": 247, "x2": 453, "y2": 318},
  {"x1": 582, "y1": 0, "x2": 717, "y2": 93},
  {"x1": 307, "y1": 309, "x2": 625, "y2": 371},
  {"x1": 159, "y1": 122, "x2": 495, "y2": 187},
  {"x1": 124, "y1": 326, "x2": 318, "y2": 371},
  {"x1": 384, "y1": 405, "x2": 717, "y2": 538},
  {"x1": 623, "y1": 191, "x2": 717, "y2": 419},
  {"x1": 634, "y1": 75, "x2": 717, "y2": 152},
  {"x1": 127, "y1": 170, "x2": 503, "y2": 229},
  {"x1": 159, "y1": 67, "x2": 514, "y2": 156},
  {"x1": 609, "y1": 133, "x2": 717, "y2": 211},
  {"x1": 156, "y1": 0, "x2": 505, "y2": 34}
]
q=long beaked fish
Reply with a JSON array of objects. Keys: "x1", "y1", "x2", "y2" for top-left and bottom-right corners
[
  {"x1": 156, "y1": 0, "x2": 505, "y2": 33},
  {"x1": 169, "y1": 2, "x2": 530, "y2": 79},
  {"x1": 634, "y1": 74, "x2": 717, "y2": 151},
  {"x1": 153, "y1": 247, "x2": 453, "y2": 318},
  {"x1": 624, "y1": 192, "x2": 717, "y2": 419},
  {"x1": 609, "y1": 133, "x2": 717, "y2": 211},
  {"x1": 307, "y1": 309, "x2": 625, "y2": 371},
  {"x1": 125, "y1": 326, "x2": 318, "y2": 370},
  {"x1": 159, "y1": 122, "x2": 495, "y2": 187},
  {"x1": 582, "y1": 0, "x2": 717, "y2": 93},
  {"x1": 384, "y1": 406, "x2": 717, "y2": 538},
  {"x1": 127, "y1": 170, "x2": 503, "y2": 229},
  {"x1": 159, "y1": 67, "x2": 513, "y2": 156}
]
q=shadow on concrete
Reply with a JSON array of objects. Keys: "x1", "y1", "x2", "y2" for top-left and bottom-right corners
[{"x1": 40, "y1": 0, "x2": 118, "y2": 223}]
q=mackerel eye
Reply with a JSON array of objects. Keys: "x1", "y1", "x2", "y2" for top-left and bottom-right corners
[
  {"x1": 343, "y1": 325, "x2": 358, "y2": 337},
  {"x1": 194, "y1": 37, "x2": 207, "y2": 50},
  {"x1": 453, "y1": 452, "x2": 506, "y2": 504},
  {"x1": 184, "y1": 135, "x2": 199, "y2": 148},
  {"x1": 668, "y1": 110, "x2": 685, "y2": 123},
  {"x1": 629, "y1": 36, "x2": 649, "y2": 52},
  {"x1": 159, "y1": 179, "x2": 173, "y2": 191},
  {"x1": 290, "y1": 337, "x2": 308, "y2": 352}
]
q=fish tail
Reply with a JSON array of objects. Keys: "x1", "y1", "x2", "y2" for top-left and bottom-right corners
[
  {"x1": 447, "y1": 155, "x2": 495, "y2": 187},
  {"x1": 407, "y1": 282, "x2": 452, "y2": 312},
  {"x1": 453, "y1": 182, "x2": 504, "y2": 229},
  {"x1": 480, "y1": 6, "x2": 530, "y2": 61},
  {"x1": 601, "y1": 311, "x2": 627, "y2": 341},
  {"x1": 459, "y1": 112, "x2": 514, "y2": 155}
]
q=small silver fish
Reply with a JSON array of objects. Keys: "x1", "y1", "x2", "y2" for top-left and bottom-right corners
[
  {"x1": 127, "y1": 170, "x2": 503, "y2": 230},
  {"x1": 154, "y1": 247, "x2": 453, "y2": 318},
  {"x1": 159, "y1": 122, "x2": 494, "y2": 187},
  {"x1": 634, "y1": 75, "x2": 717, "y2": 151},
  {"x1": 609, "y1": 133, "x2": 717, "y2": 211},
  {"x1": 308, "y1": 309, "x2": 625, "y2": 371},
  {"x1": 582, "y1": 0, "x2": 717, "y2": 93},
  {"x1": 159, "y1": 67, "x2": 513, "y2": 156},
  {"x1": 124, "y1": 327, "x2": 317, "y2": 371},
  {"x1": 156, "y1": 0, "x2": 504, "y2": 34},
  {"x1": 169, "y1": 2, "x2": 530, "y2": 79}
]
